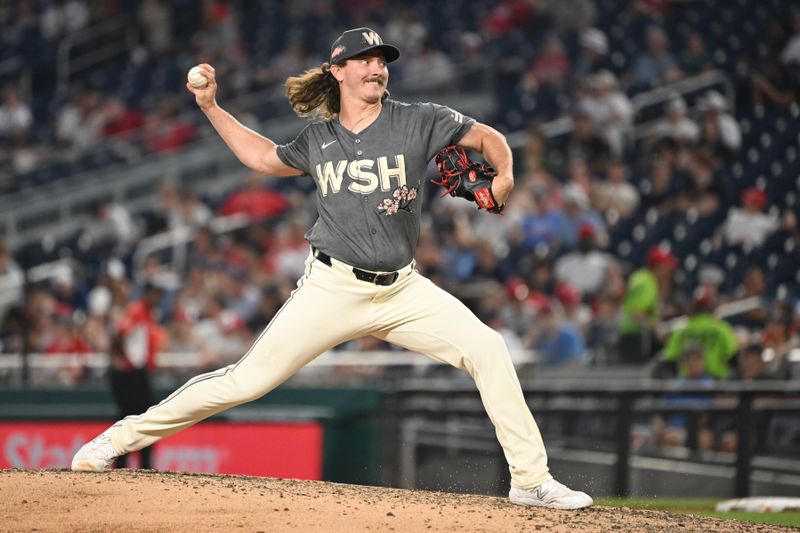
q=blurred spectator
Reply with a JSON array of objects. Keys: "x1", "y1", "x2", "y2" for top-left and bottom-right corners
[
  {"x1": 255, "y1": 40, "x2": 314, "y2": 88},
  {"x1": 554, "y1": 222, "x2": 611, "y2": 297},
  {"x1": 0, "y1": 242, "x2": 24, "y2": 316},
  {"x1": 152, "y1": 181, "x2": 212, "y2": 232},
  {"x1": 40, "y1": 0, "x2": 90, "y2": 40},
  {"x1": 166, "y1": 315, "x2": 219, "y2": 371},
  {"x1": 638, "y1": 159, "x2": 678, "y2": 215},
  {"x1": 400, "y1": 38, "x2": 457, "y2": 92},
  {"x1": 518, "y1": 191, "x2": 564, "y2": 252},
  {"x1": 484, "y1": 0, "x2": 537, "y2": 34},
  {"x1": 0, "y1": 86, "x2": 32, "y2": 140},
  {"x1": 101, "y1": 96, "x2": 145, "y2": 142},
  {"x1": 679, "y1": 32, "x2": 714, "y2": 77},
  {"x1": 109, "y1": 283, "x2": 168, "y2": 469},
  {"x1": 522, "y1": 128, "x2": 561, "y2": 188},
  {"x1": 696, "y1": 90, "x2": 742, "y2": 160},
  {"x1": 177, "y1": 189, "x2": 214, "y2": 230},
  {"x1": 80, "y1": 200, "x2": 139, "y2": 249},
  {"x1": 263, "y1": 217, "x2": 312, "y2": 280},
  {"x1": 138, "y1": 0, "x2": 173, "y2": 54},
  {"x1": 583, "y1": 70, "x2": 633, "y2": 158},
  {"x1": 52, "y1": 266, "x2": 87, "y2": 314},
  {"x1": 192, "y1": 293, "x2": 250, "y2": 364},
  {"x1": 718, "y1": 187, "x2": 778, "y2": 249},
  {"x1": 618, "y1": 245, "x2": 679, "y2": 364},
  {"x1": 629, "y1": 25, "x2": 683, "y2": 91},
  {"x1": 527, "y1": 301, "x2": 588, "y2": 367},
  {"x1": 566, "y1": 106, "x2": 612, "y2": 174},
  {"x1": 573, "y1": 27, "x2": 610, "y2": 81},
  {"x1": 555, "y1": 281, "x2": 593, "y2": 336},
  {"x1": 219, "y1": 174, "x2": 290, "y2": 221},
  {"x1": 650, "y1": 96, "x2": 700, "y2": 147},
  {"x1": 56, "y1": 90, "x2": 106, "y2": 153},
  {"x1": 677, "y1": 149, "x2": 725, "y2": 217},
  {"x1": 729, "y1": 342, "x2": 773, "y2": 381},
  {"x1": 497, "y1": 278, "x2": 535, "y2": 342},
  {"x1": 761, "y1": 306, "x2": 797, "y2": 378},
  {"x1": 751, "y1": 59, "x2": 798, "y2": 109},
  {"x1": 143, "y1": 98, "x2": 198, "y2": 153},
  {"x1": 523, "y1": 35, "x2": 570, "y2": 92},
  {"x1": 744, "y1": 13, "x2": 798, "y2": 109},
  {"x1": 716, "y1": 343, "x2": 777, "y2": 453},
  {"x1": 555, "y1": 182, "x2": 607, "y2": 251},
  {"x1": 438, "y1": 216, "x2": 477, "y2": 282},
  {"x1": 542, "y1": 0, "x2": 597, "y2": 32},
  {"x1": 652, "y1": 343, "x2": 717, "y2": 452},
  {"x1": 224, "y1": 267, "x2": 261, "y2": 323},
  {"x1": 780, "y1": 10, "x2": 800, "y2": 68},
  {"x1": 592, "y1": 159, "x2": 640, "y2": 221},
  {"x1": 662, "y1": 289, "x2": 739, "y2": 379},
  {"x1": 485, "y1": 309, "x2": 526, "y2": 365},
  {"x1": 696, "y1": 264, "x2": 724, "y2": 303},
  {"x1": 385, "y1": 7, "x2": 427, "y2": 55}
]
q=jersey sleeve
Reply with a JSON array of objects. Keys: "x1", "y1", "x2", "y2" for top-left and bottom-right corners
[
  {"x1": 420, "y1": 102, "x2": 476, "y2": 161},
  {"x1": 275, "y1": 124, "x2": 313, "y2": 175}
]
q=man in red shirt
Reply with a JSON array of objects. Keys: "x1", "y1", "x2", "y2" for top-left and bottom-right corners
[{"x1": 109, "y1": 284, "x2": 166, "y2": 469}]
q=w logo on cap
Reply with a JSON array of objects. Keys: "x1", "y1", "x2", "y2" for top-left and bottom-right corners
[{"x1": 362, "y1": 31, "x2": 382, "y2": 45}]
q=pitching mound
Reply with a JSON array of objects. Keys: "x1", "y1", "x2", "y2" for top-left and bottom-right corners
[{"x1": 0, "y1": 470, "x2": 792, "y2": 532}]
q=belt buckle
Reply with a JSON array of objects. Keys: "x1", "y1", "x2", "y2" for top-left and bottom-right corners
[{"x1": 375, "y1": 272, "x2": 399, "y2": 286}]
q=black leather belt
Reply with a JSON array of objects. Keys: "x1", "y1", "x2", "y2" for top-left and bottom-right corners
[{"x1": 314, "y1": 249, "x2": 400, "y2": 286}]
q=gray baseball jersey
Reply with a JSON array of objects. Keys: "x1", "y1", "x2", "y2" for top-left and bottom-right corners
[{"x1": 276, "y1": 100, "x2": 475, "y2": 271}]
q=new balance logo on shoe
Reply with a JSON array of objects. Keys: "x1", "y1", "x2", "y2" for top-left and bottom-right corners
[
  {"x1": 508, "y1": 479, "x2": 593, "y2": 510},
  {"x1": 531, "y1": 486, "x2": 550, "y2": 500}
]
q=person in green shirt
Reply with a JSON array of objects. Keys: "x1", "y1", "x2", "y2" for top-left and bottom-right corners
[
  {"x1": 618, "y1": 245, "x2": 678, "y2": 363},
  {"x1": 663, "y1": 289, "x2": 739, "y2": 378}
]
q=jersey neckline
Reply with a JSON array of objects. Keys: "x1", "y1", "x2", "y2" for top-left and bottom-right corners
[{"x1": 333, "y1": 101, "x2": 389, "y2": 138}]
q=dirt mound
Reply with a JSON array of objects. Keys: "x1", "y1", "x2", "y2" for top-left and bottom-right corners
[{"x1": 0, "y1": 470, "x2": 791, "y2": 532}]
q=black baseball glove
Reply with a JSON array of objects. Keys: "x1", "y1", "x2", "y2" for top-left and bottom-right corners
[{"x1": 433, "y1": 146, "x2": 504, "y2": 213}]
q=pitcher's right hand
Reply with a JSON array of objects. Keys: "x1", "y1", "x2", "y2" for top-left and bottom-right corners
[{"x1": 186, "y1": 63, "x2": 217, "y2": 111}]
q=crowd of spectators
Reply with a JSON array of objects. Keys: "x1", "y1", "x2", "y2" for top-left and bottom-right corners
[{"x1": 1, "y1": 0, "x2": 799, "y2": 428}]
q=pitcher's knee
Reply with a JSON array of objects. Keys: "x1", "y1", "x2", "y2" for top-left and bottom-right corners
[
  {"x1": 227, "y1": 372, "x2": 273, "y2": 404},
  {"x1": 464, "y1": 328, "x2": 512, "y2": 367}
]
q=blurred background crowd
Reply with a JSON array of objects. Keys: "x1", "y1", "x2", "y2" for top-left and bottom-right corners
[{"x1": 1, "y1": 0, "x2": 799, "y2": 437}]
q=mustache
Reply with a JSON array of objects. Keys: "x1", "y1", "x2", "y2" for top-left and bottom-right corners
[{"x1": 364, "y1": 76, "x2": 385, "y2": 84}]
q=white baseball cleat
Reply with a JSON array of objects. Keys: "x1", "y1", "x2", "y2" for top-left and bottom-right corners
[
  {"x1": 509, "y1": 478, "x2": 593, "y2": 509},
  {"x1": 71, "y1": 429, "x2": 118, "y2": 472}
]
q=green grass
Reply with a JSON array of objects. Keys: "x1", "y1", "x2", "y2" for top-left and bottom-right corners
[{"x1": 597, "y1": 498, "x2": 800, "y2": 528}]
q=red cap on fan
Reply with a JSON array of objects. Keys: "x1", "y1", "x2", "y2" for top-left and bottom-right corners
[
  {"x1": 578, "y1": 222, "x2": 595, "y2": 240},
  {"x1": 647, "y1": 245, "x2": 678, "y2": 269},
  {"x1": 741, "y1": 187, "x2": 766, "y2": 209},
  {"x1": 555, "y1": 282, "x2": 582, "y2": 305},
  {"x1": 693, "y1": 287, "x2": 715, "y2": 312}
]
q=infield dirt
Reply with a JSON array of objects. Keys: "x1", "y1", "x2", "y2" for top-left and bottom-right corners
[{"x1": 0, "y1": 469, "x2": 793, "y2": 532}]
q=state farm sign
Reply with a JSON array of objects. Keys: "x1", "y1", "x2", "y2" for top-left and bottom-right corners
[{"x1": 0, "y1": 421, "x2": 323, "y2": 479}]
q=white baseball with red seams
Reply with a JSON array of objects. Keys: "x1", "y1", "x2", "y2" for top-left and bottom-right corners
[{"x1": 187, "y1": 66, "x2": 208, "y2": 88}]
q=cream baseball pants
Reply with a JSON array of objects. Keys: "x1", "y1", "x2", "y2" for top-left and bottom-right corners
[{"x1": 109, "y1": 250, "x2": 551, "y2": 489}]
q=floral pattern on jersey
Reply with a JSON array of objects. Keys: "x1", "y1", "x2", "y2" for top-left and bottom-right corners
[{"x1": 377, "y1": 185, "x2": 418, "y2": 215}]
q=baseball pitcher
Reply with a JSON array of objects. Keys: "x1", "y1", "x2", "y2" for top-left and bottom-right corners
[{"x1": 72, "y1": 27, "x2": 592, "y2": 509}]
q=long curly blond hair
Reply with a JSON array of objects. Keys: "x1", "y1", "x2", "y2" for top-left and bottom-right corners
[{"x1": 285, "y1": 62, "x2": 389, "y2": 120}]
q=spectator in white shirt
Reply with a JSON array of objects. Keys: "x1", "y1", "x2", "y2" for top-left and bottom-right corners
[
  {"x1": 697, "y1": 90, "x2": 741, "y2": 159},
  {"x1": 651, "y1": 96, "x2": 699, "y2": 145},
  {"x1": 399, "y1": 38, "x2": 457, "y2": 91},
  {"x1": 554, "y1": 222, "x2": 612, "y2": 297},
  {"x1": 584, "y1": 70, "x2": 633, "y2": 158},
  {"x1": 0, "y1": 86, "x2": 32, "y2": 139},
  {"x1": 720, "y1": 187, "x2": 778, "y2": 248},
  {"x1": 592, "y1": 159, "x2": 640, "y2": 221}
]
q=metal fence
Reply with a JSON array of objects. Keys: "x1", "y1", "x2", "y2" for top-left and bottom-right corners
[{"x1": 391, "y1": 377, "x2": 800, "y2": 497}]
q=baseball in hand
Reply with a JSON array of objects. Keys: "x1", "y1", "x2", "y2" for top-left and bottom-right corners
[{"x1": 187, "y1": 66, "x2": 208, "y2": 88}]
